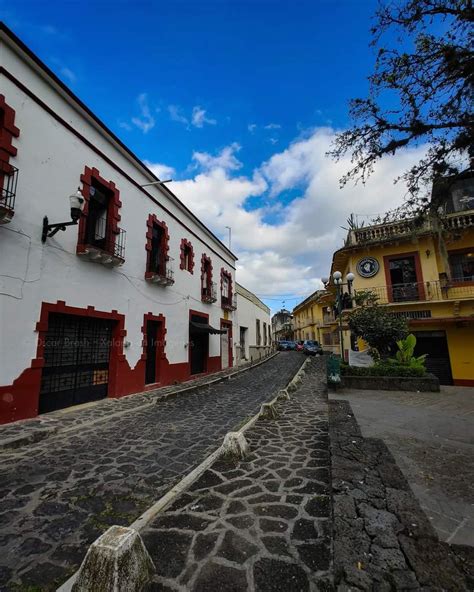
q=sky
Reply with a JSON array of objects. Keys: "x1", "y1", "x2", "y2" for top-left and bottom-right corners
[{"x1": 1, "y1": 0, "x2": 426, "y2": 312}]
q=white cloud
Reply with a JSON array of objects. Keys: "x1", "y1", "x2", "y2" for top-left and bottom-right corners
[
  {"x1": 144, "y1": 161, "x2": 176, "y2": 180},
  {"x1": 191, "y1": 106, "x2": 217, "y2": 128},
  {"x1": 264, "y1": 123, "x2": 281, "y2": 130},
  {"x1": 155, "y1": 129, "x2": 426, "y2": 304},
  {"x1": 192, "y1": 143, "x2": 242, "y2": 172},
  {"x1": 131, "y1": 93, "x2": 156, "y2": 133},
  {"x1": 248, "y1": 123, "x2": 257, "y2": 133},
  {"x1": 168, "y1": 105, "x2": 189, "y2": 125}
]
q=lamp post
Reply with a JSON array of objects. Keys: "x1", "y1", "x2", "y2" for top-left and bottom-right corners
[{"x1": 322, "y1": 271, "x2": 354, "y2": 360}]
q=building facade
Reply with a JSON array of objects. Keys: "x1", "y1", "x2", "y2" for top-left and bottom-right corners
[
  {"x1": 0, "y1": 25, "x2": 238, "y2": 424},
  {"x1": 328, "y1": 174, "x2": 474, "y2": 385},
  {"x1": 271, "y1": 309, "x2": 293, "y2": 342},
  {"x1": 235, "y1": 283, "x2": 272, "y2": 363},
  {"x1": 292, "y1": 291, "x2": 339, "y2": 353}
]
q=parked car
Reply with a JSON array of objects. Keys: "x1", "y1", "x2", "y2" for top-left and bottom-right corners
[
  {"x1": 277, "y1": 340, "x2": 291, "y2": 351},
  {"x1": 296, "y1": 340, "x2": 304, "y2": 352},
  {"x1": 303, "y1": 340, "x2": 323, "y2": 356},
  {"x1": 287, "y1": 340, "x2": 297, "y2": 350}
]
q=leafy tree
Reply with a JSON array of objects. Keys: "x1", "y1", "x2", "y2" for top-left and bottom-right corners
[
  {"x1": 348, "y1": 302, "x2": 408, "y2": 357},
  {"x1": 329, "y1": 0, "x2": 473, "y2": 218}
]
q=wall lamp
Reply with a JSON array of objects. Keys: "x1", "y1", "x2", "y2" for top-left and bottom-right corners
[
  {"x1": 140, "y1": 179, "x2": 172, "y2": 188},
  {"x1": 42, "y1": 189, "x2": 85, "y2": 243}
]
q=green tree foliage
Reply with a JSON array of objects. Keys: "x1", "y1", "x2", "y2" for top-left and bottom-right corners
[
  {"x1": 329, "y1": 0, "x2": 473, "y2": 218},
  {"x1": 348, "y1": 302, "x2": 408, "y2": 357}
]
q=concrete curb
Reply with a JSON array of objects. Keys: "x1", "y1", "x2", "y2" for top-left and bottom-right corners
[
  {"x1": 57, "y1": 353, "x2": 306, "y2": 592},
  {"x1": 1, "y1": 352, "x2": 278, "y2": 452}
]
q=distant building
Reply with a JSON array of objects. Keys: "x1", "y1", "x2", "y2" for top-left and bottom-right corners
[
  {"x1": 292, "y1": 291, "x2": 338, "y2": 352},
  {"x1": 271, "y1": 309, "x2": 293, "y2": 341},
  {"x1": 235, "y1": 284, "x2": 272, "y2": 364}
]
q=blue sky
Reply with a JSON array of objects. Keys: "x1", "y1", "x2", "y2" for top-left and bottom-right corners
[{"x1": 1, "y1": 0, "x2": 423, "y2": 311}]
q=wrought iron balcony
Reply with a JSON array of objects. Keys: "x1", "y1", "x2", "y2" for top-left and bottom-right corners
[
  {"x1": 355, "y1": 280, "x2": 474, "y2": 305},
  {"x1": 202, "y1": 281, "x2": 217, "y2": 303},
  {"x1": 0, "y1": 161, "x2": 19, "y2": 224},
  {"x1": 78, "y1": 219, "x2": 126, "y2": 267},
  {"x1": 221, "y1": 293, "x2": 237, "y2": 311}
]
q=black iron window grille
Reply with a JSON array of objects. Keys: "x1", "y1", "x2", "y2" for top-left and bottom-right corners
[{"x1": 0, "y1": 160, "x2": 19, "y2": 214}]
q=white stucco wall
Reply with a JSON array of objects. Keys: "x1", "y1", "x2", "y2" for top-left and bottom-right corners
[
  {"x1": 0, "y1": 35, "x2": 236, "y2": 386},
  {"x1": 235, "y1": 285, "x2": 271, "y2": 362}
]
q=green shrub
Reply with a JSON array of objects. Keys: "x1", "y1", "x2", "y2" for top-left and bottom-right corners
[{"x1": 341, "y1": 362, "x2": 426, "y2": 378}]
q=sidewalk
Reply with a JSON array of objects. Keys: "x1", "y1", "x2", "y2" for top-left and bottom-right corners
[{"x1": 140, "y1": 357, "x2": 332, "y2": 591}]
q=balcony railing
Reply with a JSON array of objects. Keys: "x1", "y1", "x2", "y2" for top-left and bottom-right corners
[
  {"x1": 356, "y1": 280, "x2": 474, "y2": 305},
  {"x1": 202, "y1": 281, "x2": 217, "y2": 303},
  {"x1": 146, "y1": 261, "x2": 175, "y2": 286},
  {"x1": 222, "y1": 293, "x2": 237, "y2": 311},
  {"x1": 78, "y1": 221, "x2": 126, "y2": 267},
  {"x1": 347, "y1": 210, "x2": 474, "y2": 246},
  {"x1": 0, "y1": 161, "x2": 19, "y2": 224}
]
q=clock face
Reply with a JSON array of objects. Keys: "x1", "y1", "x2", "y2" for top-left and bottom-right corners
[{"x1": 357, "y1": 257, "x2": 379, "y2": 278}]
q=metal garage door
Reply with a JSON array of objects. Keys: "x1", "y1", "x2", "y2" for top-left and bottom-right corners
[
  {"x1": 39, "y1": 313, "x2": 115, "y2": 413},
  {"x1": 413, "y1": 330, "x2": 453, "y2": 385}
]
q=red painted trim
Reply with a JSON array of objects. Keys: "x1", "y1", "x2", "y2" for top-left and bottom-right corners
[
  {"x1": 220, "y1": 319, "x2": 233, "y2": 368},
  {"x1": 141, "y1": 312, "x2": 167, "y2": 385},
  {"x1": 201, "y1": 254, "x2": 213, "y2": 300},
  {"x1": 78, "y1": 166, "x2": 123, "y2": 258},
  {"x1": 220, "y1": 268, "x2": 233, "y2": 309},
  {"x1": 0, "y1": 301, "x2": 126, "y2": 424},
  {"x1": 453, "y1": 379, "x2": 474, "y2": 387},
  {"x1": 0, "y1": 94, "x2": 20, "y2": 200},
  {"x1": 383, "y1": 251, "x2": 425, "y2": 303},
  {"x1": 180, "y1": 238, "x2": 195, "y2": 273},
  {"x1": 0, "y1": 63, "x2": 237, "y2": 267},
  {"x1": 409, "y1": 316, "x2": 474, "y2": 325},
  {"x1": 189, "y1": 309, "x2": 210, "y2": 374},
  {"x1": 145, "y1": 214, "x2": 170, "y2": 276}
]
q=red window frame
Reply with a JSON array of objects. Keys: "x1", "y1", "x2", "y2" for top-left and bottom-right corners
[
  {"x1": 221, "y1": 268, "x2": 233, "y2": 308},
  {"x1": 201, "y1": 254, "x2": 213, "y2": 298},
  {"x1": 0, "y1": 95, "x2": 20, "y2": 195},
  {"x1": 180, "y1": 238, "x2": 195, "y2": 273},
  {"x1": 383, "y1": 251, "x2": 425, "y2": 303},
  {"x1": 447, "y1": 247, "x2": 474, "y2": 287},
  {"x1": 77, "y1": 166, "x2": 122, "y2": 256},
  {"x1": 145, "y1": 215, "x2": 170, "y2": 279}
]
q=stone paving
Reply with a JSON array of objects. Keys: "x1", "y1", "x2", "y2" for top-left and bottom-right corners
[
  {"x1": 141, "y1": 357, "x2": 332, "y2": 592},
  {"x1": 0, "y1": 352, "x2": 303, "y2": 591},
  {"x1": 332, "y1": 387, "x2": 474, "y2": 546},
  {"x1": 330, "y1": 398, "x2": 473, "y2": 591}
]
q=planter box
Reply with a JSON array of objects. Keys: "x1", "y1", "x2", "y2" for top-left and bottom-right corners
[{"x1": 341, "y1": 374, "x2": 440, "y2": 392}]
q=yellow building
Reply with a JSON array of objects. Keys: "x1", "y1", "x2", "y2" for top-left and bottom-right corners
[
  {"x1": 327, "y1": 175, "x2": 474, "y2": 386},
  {"x1": 293, "y1": 290, "x2": 340, "y2": 354}
]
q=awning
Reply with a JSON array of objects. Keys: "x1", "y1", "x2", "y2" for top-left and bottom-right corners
[{"x1": 189, "y1": 321, "x2": 226, "y2": 335}]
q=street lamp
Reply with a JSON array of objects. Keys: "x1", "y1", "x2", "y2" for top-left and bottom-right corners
[
  {"x1": 332, "y1": 270, "x2": 355, "y2": 360},
  {"x1": 42, "y1": 188, "x2": 85, "y2": 243}
]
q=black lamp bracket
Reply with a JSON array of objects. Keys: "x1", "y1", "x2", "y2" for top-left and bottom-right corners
[{"x1": 42, "y1": 216, "x2": 78, "y2": 243}]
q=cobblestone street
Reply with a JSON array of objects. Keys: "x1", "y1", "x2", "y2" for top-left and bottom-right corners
[
  {"x1": 141, "y1": 357, "x2": 332, "y2": 591},
  {"x1": 0, "y1": 353, "x2": 303, "y2": 591}
]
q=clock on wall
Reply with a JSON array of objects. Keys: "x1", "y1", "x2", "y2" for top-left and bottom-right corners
[{"x1": 357, "y1": 257, "x2": 379, "y2": 278}]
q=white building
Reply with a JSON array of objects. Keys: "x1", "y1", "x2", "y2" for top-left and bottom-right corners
[
  {"x1": 0, "y1": 25, "x2": 238, "y2": 424},
  {"x1": 235, "y1": 283, "x2": 272, "y2": 363}
]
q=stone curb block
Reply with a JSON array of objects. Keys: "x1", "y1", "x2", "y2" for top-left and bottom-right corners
[
  {"x1": 259, "y1": 401, "x2": 278, "y2": 420},
  {"x1": 70, "y1": 526, "x2": 155, "y2": 592},
  {"x1": 220, "y1": 431, "x2": 250, "y2": 459},
  {"x1": 278, "y1": 388, "x2": 290, "y2": 400}
]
